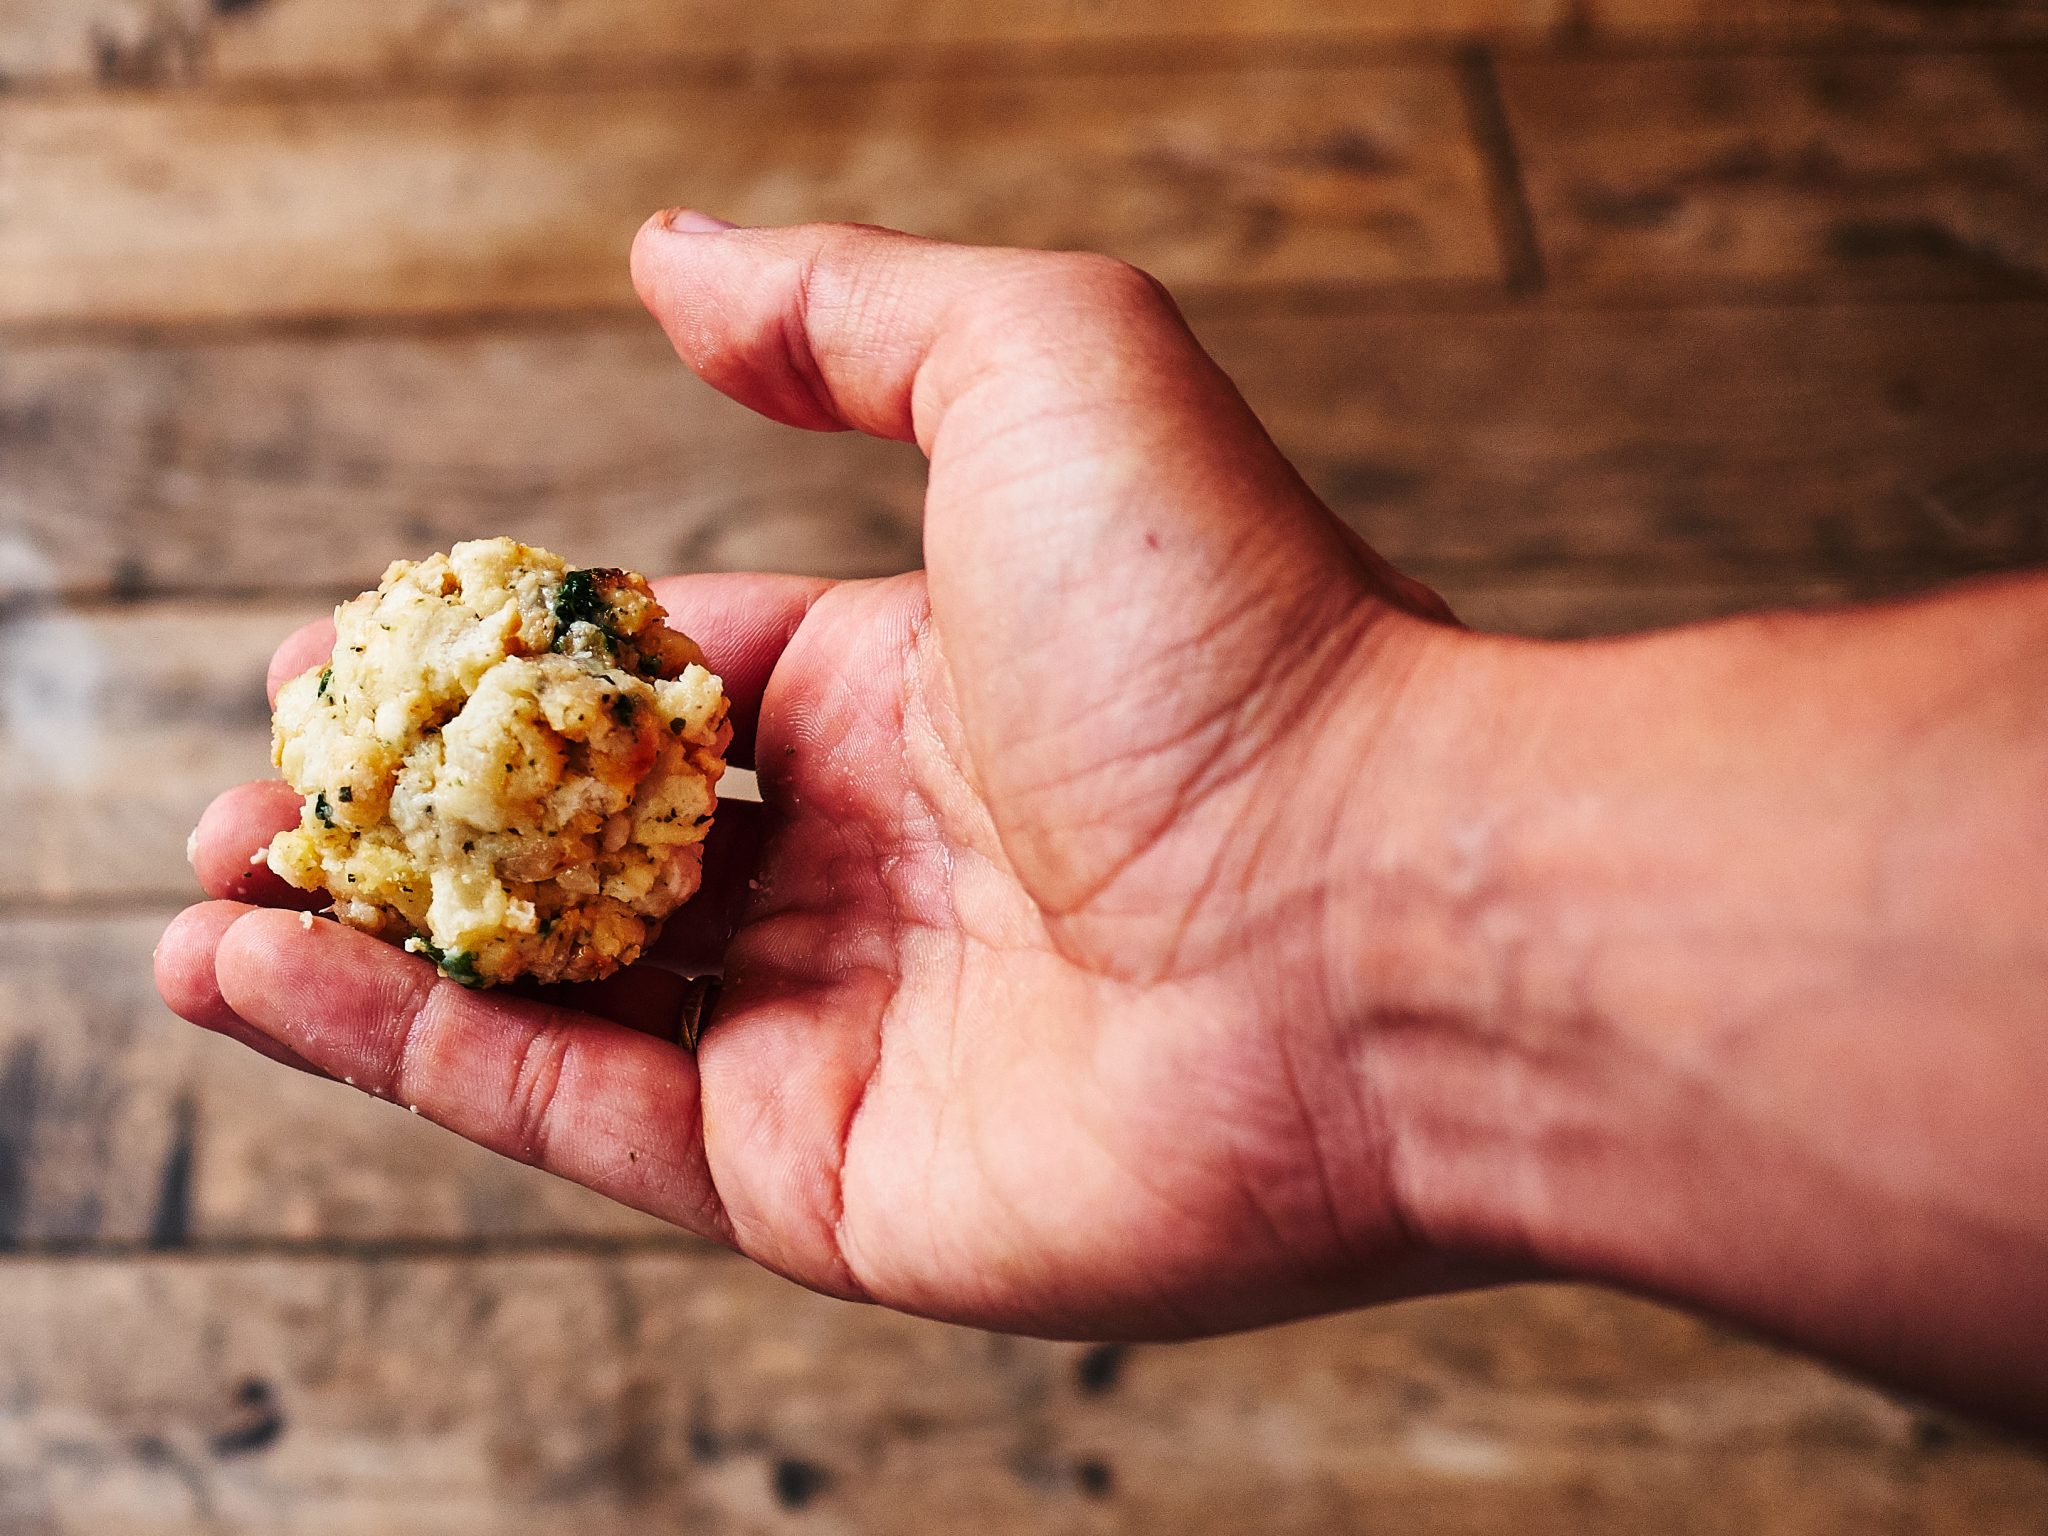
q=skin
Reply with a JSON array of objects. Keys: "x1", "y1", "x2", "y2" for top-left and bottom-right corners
[{"x1": 160, "y1": 216, "x2": 2048, "y2": 1430}]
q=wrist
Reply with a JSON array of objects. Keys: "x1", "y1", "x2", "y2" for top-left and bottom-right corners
[{"x1": 1316, "y1": 578, "x2": 2048, "y2": 1422}]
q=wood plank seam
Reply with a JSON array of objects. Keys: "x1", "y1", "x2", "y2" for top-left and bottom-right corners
[{"x1": 1455, "y1": 46, "x2": 1549, "y2": 295}]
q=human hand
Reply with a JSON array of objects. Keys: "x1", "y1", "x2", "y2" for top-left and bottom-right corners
[
  {"x1": 158, "y1": 218, "x2": 1486, "y2": 1337},
  {"x1": 159, "y1": 221, "x2": 2048, "y2": 1429}
]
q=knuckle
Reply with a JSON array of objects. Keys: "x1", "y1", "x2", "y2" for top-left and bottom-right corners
[
  {"x1": 507, "y1": 1024, "x2": 574, "y2": 1164},
  {"x1": 1040, "y1": 251, "x2": 1175, "y2": 317},
  {"x1": 962, "y1": 252, "x2": 1178, "y2": 365}
]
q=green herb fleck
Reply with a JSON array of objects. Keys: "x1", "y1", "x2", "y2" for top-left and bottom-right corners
[
  {"x1": 312, "y1": 792, "x2": 333, "y2": 827},
  {"x1": 337, "y1": 785, "x2": 353, "y2": 804},
  {"x1": 316, "y1": 665, "x2": 332, "y2": 698},
  {"x1": 550, "y1": 568, "x2": 620, "y2": 651},
  {"x1": 407, "y1": 937, "x2": 484, "y2": 988},
  {"x1": 609, "y1": 692, "x2": 637, "y2": 726}
]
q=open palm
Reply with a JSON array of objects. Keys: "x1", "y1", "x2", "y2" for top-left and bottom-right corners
[{"x1": 160, "y1": 221, "x2": 1467, "y2": 1338}]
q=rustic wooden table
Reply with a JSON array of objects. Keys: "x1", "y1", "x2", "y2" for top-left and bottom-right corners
[{"x1": 1, "y1": 2, "x2": 2045, "y2": 1531}]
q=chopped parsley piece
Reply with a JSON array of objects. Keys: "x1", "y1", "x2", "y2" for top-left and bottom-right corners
[
  {"x1": 312, "y1": 792, "x2": 334, "y2": 827},
  {"x1": 337, "y1": 785, "x2": 353, "y2": 803},
  {"x1": 406, "y1": 937, "x2": 484, "y2": 988},
  {"x1": 316, "y1": 665, "x2": 332, "y2": 698},
  {"x1": 550, "y1": 568, "x2": 622, "y2": 653},
  {"x1": 609, "y1": 692, "x2": 637, "y2": 725}
]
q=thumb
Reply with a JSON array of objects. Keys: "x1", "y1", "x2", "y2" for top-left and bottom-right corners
[
  {"x1": 631, "y1": 216, "x2": 1445, "y2": 917},
  {"x1": 630, "y1": 213, "x2": 1448, "y2": 614}
]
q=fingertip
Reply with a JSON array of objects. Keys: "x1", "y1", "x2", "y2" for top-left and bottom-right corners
[
  {"x1": 191, "y1": 780, "x2": 325, "y2": 908},
  {"x1": 631, "y1": 219, "x2": 922, "y2": 435},
  {"x1": 158, "y1": 901, "x2": 329, "y2": 1074},
  {"x1": 648, "y1": 574, "x2": 832, "y2": 766},
  {"x1": 268, "y1": 618, "x2": 336, "y2": 707},
  {"x1": 156, "y1": 900, "x2": 255, "y2": 1029}
]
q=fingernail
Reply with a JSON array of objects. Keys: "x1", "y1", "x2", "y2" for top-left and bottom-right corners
[{"x1": 661, "y1": 208, "x2": 738, "y2": 234}]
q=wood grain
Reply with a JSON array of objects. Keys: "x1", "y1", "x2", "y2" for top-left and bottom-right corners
[
  {"x1": 1505, "y1": 51, "x2": 2048, "y2": 301},
  {"x1": 1, "y1": 1256, "x2": 2041, "y2": 1535},
  {"x1": 0, "y1": 67, "x2": 1499, "y2": 327},
  {"x1": 0, "y1": 0, "x2": 1560, "y2": 88},
  {"x1": 8, "y1": 0, "x2": 2047, "y2": 89},
  {"x1": 6, "y1": 302, "x2": 2044, "y2": 601},
  {"x1": 0, "y1": 601, "x2": 304, "y2": 902},
  {"x1": 0, "y1": 909, "x2": 673, "y2": 1246},
  {"x1": 0, "y1": 329, "x2": 932, "y2": 601}
]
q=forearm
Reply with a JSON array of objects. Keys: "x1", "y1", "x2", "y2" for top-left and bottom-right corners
[{"x1": 1332, "y1": 572, "x2": 2048, "y2": 1426}]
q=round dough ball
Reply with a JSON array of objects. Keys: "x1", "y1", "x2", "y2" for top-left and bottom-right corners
[{"x1": 266, "y1": 538, "x2": 731, "y2": 986}]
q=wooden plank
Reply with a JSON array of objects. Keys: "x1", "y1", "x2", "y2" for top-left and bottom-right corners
[
  {"x1": 0, "y1": 66, "x2": 1499, "y2": 327},
  {"x1": 6, "y1": 301, "x2": 2045, "y2": 602},
  {"x1": 9, "y1": 0, "x2": 2047, "y2": 90},
  {"x1": 1, "y1": 1257, "x2": 2042, "y2": 1534},
  {"x1": 0, "y1": 0, "x2": 1559, "y2": 91},
  {"x1": 1218, "y1": 301, "x2": 2048, "y2": 579},
  {"x1": 0, "y1": 911, "x2": 673, "y2": 1245},
  {"x1": 0, "y1": 601, "x2": 310, "y2": 902},
  {"x1": 0, "y1": 329, "x2": 932, "y2": 602},
  {"x1": 1504, "y1": 52, "x2": 2048, "y2": 302}
]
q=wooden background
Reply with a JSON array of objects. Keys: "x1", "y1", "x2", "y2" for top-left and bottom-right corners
[{"x1": 2, "y1": 1, "x2": 2047, "y2": 1531}]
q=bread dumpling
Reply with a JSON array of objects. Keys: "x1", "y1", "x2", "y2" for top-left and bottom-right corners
[{"x1": 266, "y1": 537, "x2": 730, "y2": 986}]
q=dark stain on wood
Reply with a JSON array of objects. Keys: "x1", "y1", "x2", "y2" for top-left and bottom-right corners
[
  {"x1": 213, "y1": 0, "x2": 270, "y2": 13},
  {"x1": 147, "y1": 1095, "x2": 197, "y2": 1250},
  {"x1": 1826, "y1": 218, "x2": 2046, "y2": 288},
  {"x1": 1075, "y1": 1344, "x2": 1128, "y2": 1396},
  {"x1": 1323, "y1": 460, "x2": 1427, "y2": 508},
  {"x1": 1913, "y1": 453, "x2": 2048, "y2": 541},
  {"x1": 1075, "y1": 1457, "x2": 1116, "y2": 1499},
  {"x1": 1572, "y1": 186, "x2": 1683, "y2": 229},
  {"x1": 108, "y1": 556, "x2": 150, "y2": 602},
  {"x1": 209, "y1": 1378, "x2": 286, "y2": 1458},
  {"x1": 0, "y1": 1043, "x2": 40, "y2": 1249},
  {"x1": 1307, "y1": 128, "x2": 1402, "y2": 176},
  {"x1": 0, "y1": 392, "x2": 57, "y2": 451},
  {"x1": 771, "y1": 1457, "x2": 831, "y2": 1510},
  {"x1": 687, "y1": 1399, "x2": 724, "y2": 1464}
]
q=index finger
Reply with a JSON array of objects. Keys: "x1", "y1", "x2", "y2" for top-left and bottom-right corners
[
  {"x1": 214, "y1": 907, "x2": 735, "y2": 1243},
  {"x1": 268, "y1": 618, "x2": 335, "y2": 707},
  {"x1": 266, "y1": 570, "x2": 831, "y2": 769}
]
